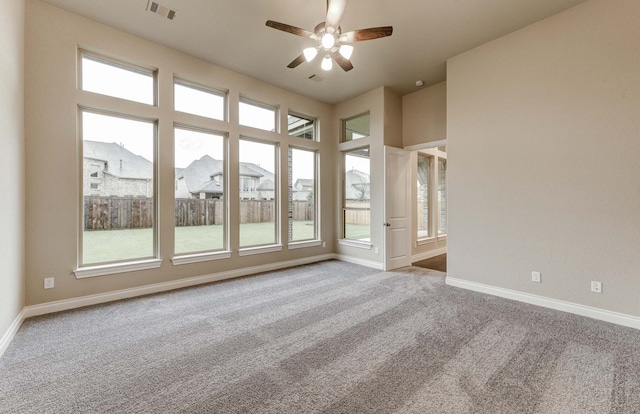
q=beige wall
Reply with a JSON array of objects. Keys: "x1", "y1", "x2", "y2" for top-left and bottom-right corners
[
  {"x1": 0, "y1": 0, "x2": 25, "y2": 343},
  {"x1": 402, "y1": 81, "x2": 446, "y2": 148},
  {"x1": 25, "y1": 0, "x2": 335, "y2": 306},
  {"x1": 447, "y1": 0, "x2": 640, "y2": 316}
]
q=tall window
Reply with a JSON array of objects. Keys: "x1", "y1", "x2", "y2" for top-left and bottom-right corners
[
  {"x1": 80, "y1": 52, "x2": 155, "y2": 105},
  {"x1": 239, "y1": 98, "x2": 278, "y2": 132},
  {"x1": 417, "y1": 154, "x2": 432, "y2": 239},
  {"x1": 288, "y1": 112, "x2": 316, "y2": 140},
  {"x1": 239, "y1": 139, "x2": 278, "y2": 247},
  {"x1": 81, "y1": 110, "x2": 156, "y2": 265},
  {"x1": 174, "y1": 127, "x2": 226, "y2": 255},
  {"x1": 438, "y1": 159, "x2": 447, "y2": 235},
  {"x1": 343, "y1": 148, "x2": 370, "y2": 241},
  {"x1": 174, "y1": 79, "x2": 226, "y2": 121},
  {"x1": 343, "y1": 112, "x2": 370, "y2": 142},
  {"x1": 289, "y1": 148, "x2": 317, "y2": 242}
]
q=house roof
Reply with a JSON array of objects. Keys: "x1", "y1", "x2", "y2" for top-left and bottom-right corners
[
  {"x1": 294, "y1": 178, "x2": 313, "y2": 189},
  {"x1": 84, "y1": 140, "x2": 152, "y2": 180},
  {"x1": 177, "y1": 155, "x2": 224, "y2": 194}
]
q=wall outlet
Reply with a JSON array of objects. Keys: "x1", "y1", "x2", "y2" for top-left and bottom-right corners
[
  {"x1": 531, "y1": 271, "x2": 541, "y2": 283},
  {"x1": 44, "y1": 277, "x2": 55, "y2": 289},
  {"x1": 374, "y1": 247, "x2": 379, "y2": 255},
  {"x1": 591, "y1": 281, "x2": 602, "y2": 294},
  {"x1": 322, "y1": 241, "x2": 326, "y2": 248}
]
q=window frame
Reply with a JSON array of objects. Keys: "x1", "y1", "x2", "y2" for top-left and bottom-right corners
[
  {"x1": 173, "y1": 77, "x2": 228, "y2": 122},
  {"x1": 287, "y1": 111, "x2": 317, "y2": 141},
  {"x1": 78, "y1": 49, "x2": 158, "y2": 106},
  {"x1": 341, "y1": 146, "x2": 371, "y2": 245},
  {"x1": 172, "y1": 124, "x2": 230, "y2": 261},
  {"x1": 288, "y1": 145, "x2": 319, "y2": 246},
  {"x1": 76, "y1": 107, "x2": 160, "y2": 274},
  {"x1": 239, "y1": 96, "x2": 279, "y2": 133},
  {"x1": 415, "y1": 146, "x2": 447, "y2": 245},
  {"x1": 342, "y1": 112, "x2": 370, "y2": 143}
]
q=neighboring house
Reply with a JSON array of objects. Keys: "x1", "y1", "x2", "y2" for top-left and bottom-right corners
[
  {"x1": 83, "y1": 140, "x2": 153, "y2": 197},
  {"x1": 345, "y1": 169, "x2": 370, "y2": 201},
  {"x1": 175, "y1": 155, "x2": 275, "y2": 200},
  {"x1": 292, "y1": 178, "x2": 313, "y2": 201}
]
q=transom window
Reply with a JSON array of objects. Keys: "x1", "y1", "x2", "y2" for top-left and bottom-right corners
[
  {"x1": 288, "y1": 112, "x2": 316, "y2": 140},
  {"x1": 239, "y1": 97, "x2": 278, "y2": 132},
  {"x1": 343, "y1": 112, "x2": 370, "y2": 142},
  {"x1": 174, "y1": 79, "x2": 226, "y2": 121},
  {"x1": 80, "y1": 51, "x2": 155, "y2": 105}
]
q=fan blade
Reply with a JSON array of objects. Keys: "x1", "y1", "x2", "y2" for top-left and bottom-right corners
[
  {"x1": 340, "y1": 26, "x2": 393, "y2": 43},
  {"x1": 330, "y1": 51, "x2": 354, "y2": 72},
  {"x1": 266, "y1": 20, "x2": 316, "y2": 39},
  {"x1": 325, "y1": 0, "x2": 347, "y2": 31},
  {"x1": 287, "y1": 54, "x2": 306, "y2": 69}
]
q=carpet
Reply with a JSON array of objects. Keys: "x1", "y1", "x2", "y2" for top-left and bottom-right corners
[{"x1": 1, "y1": 260, "x2": 639, "y2": 413}]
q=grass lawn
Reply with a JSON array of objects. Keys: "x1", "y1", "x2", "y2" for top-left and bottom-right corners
[{"x1": 83, "y1": 221, "x2": 368, "y2": 264}]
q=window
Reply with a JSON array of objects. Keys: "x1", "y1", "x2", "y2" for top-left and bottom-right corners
[
  {"x1": 239, "y1": 98, "x2": 278, "y2": 132},
  {"x1": 174, "y1": 79, "x2": 226, "y2": 121},
  {"x1": 239, "y1": 139, "x2": 279, "y2": 247},
  {"x1": 174, "y1": 127, "x2": 226, "y2": 255},
  {"x1": 343, "y1": 148, "x2": 370, "y2": 241},
  {"x1": 80, "y1": 52, "x2": 155, "y2": 105},
  {"x1": 288, "y1": 112, "x2": 316, "y2": 140},
  {"x1": 289, "y1": 148, "x2": 317, "y2": 242},
  {"x1": 81, "y1": 110, "x2": 156, "y2": 266},
  {"x1": 438, "y1": 159, "x2": 447, "y2": 235},
  {"x1": 417, "y1": 154, "x2": 432, "y2": 239},
  {"x1": 343, "y1": 112, "x2": 370, "y2": 142}
]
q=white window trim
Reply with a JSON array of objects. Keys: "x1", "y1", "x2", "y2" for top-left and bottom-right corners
[
  {"x1": 173, "y1": 77, "x2": 228, "y2": 122},
  {"x1": 74, "y1": 259, "x2": 163, "y2": 279},
  {"x1": 239, "y1": 96, "x2": 280, "y2": 133},
  {"x1": 417, "y1": 236, "x2": 437, "y2": 246},
  {"x1": 172, "y1": 251, "x2": 232, "y2": 266},
  {"x1": 288, "y1": 240, "x2": 322, "y2": 250},
  {"x1": 338, "y1": 239, "x2": 372, "y2": 249},
  {"x1": 238, "y1": 245, "x2": 283, "y2": 256}
]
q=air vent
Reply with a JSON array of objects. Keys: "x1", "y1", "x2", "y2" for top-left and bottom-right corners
[
  {"x1": 308, "y1": 74, "x2": 323, "y2": 82},
  {"x1": 147, "y1": 1, "x2": 176, "y2": 20}
]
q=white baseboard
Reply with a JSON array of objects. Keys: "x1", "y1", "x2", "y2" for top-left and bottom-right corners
[
  {"x1": 411, "y1": 247, "x2": 447, "y2": 263},
  {"x1": 334, "y1": 254, "x2": 384, "y2": 270},
  {"x1": 0, "y1": 310, "x2": 26, "y2": 358},
  {"x1": 446, "y1": 277, "x2": 640, "y2": 330},
  {"x1": 24, "y1": 254, "x2": 335, "y2": 318}
]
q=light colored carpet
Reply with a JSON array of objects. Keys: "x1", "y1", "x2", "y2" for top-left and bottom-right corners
[{"x1": 1, "y1": 260, "x2": 640, "y2": 413}]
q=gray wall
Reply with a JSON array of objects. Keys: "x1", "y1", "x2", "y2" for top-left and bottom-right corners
[
  {"x1": 0, "y1": 0, "x2": 25, "y2": 346},
  {"x1": 447, "y1": 0, "x2": 640, "y2": 316}
]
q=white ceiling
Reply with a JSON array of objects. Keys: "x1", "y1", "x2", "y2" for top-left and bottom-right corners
[{"x1": 38, "y1": 0, "x2": 588, "y2": 105}]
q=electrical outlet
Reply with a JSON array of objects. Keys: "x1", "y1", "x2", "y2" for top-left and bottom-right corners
[
  {"x1": 374, "y1": 247, "x2": 379, "y2": 254},
  {"x1": 531, "y1": 271, "x2": 541, "y2": 283},
  {"x1": 322, "y1": 241, "x2": 326, "y2": 248},
  {"x1": 44, "y1": 277, "x2": 55, "y2": 289},
  {"x1": 591, "y1": 281, "x2": 602, "y2": 294}
]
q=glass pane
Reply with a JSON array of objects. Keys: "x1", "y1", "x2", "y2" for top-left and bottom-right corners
[
  {"x1": 239, "y1": 140, "x2": 277, "y2": 247},
  {"x1": 174, "y1": 81, "x2": 225, "y2": 120},
  {"x1": 288, "y1": 113, "x2": 315, "y2": 140},
  {"x1": 343, "y1": 113, "x2": 370, "y2": 142},
  {"x1": 438, "y1": 159, "x2": 447, "y2": 235},
  {"x1": 81, "y1": 54, "x2": 154, "y2": 105},
  {"x1": 417, "y1": 154, "x2": 431, "y2": 239},
  {"x1": 289, "y1": 148, "x2": 316, "y2": 242},
  {"x1": 239, "y1": 100, "x2": 276, "y2": 132},
  {"x1": 344, "y1": 148, "x2": 370, "y2": 241},
  {"x1": 174, "y1": 128, "x2": 225, "y2": 255},
  {"x1": 82, "y1": 111, "x2": 155, "y2": 265}
]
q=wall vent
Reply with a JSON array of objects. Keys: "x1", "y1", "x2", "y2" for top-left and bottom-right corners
[
  {"x1": 308, "y1": 74, "x2": 323, "y2": 82},
  {"x1": 147, "y1": 1, "x2": 176, "y2": 20}
]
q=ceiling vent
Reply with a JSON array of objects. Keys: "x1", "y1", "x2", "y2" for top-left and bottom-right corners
[
  {"x1": 147, "y1": 1, "x2": 176, "y2": 20},
  {"x1": 308, "y1": 74, "x2": 323, "y2": 82}
]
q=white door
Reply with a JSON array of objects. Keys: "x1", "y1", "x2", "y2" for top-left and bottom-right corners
[{"x1": 384, "y1": 146, "x2": 411, "y2": 270}]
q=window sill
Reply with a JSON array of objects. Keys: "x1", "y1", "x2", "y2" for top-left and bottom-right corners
[
  {"x1": 288, "y1": 240, "x2": 322, "y2": 250},
  {"x1": 172, "y1": 251, "x2": 232, "y2": 266},
  {"x1": 338, "y1": 239, "x2": 372, "y2": 250},
  {"x1": 74, "y1": 258, "x2": 162, "y2": 279},
  {"x1": 238, "y1": 244, "x2": 283, "y2": 257},
  {"x1": 438, "y1": 234, "x2": 447, "y2": 241},
  {"x1": 417, "y1": 237, "x2": 437, "y2": 246}
]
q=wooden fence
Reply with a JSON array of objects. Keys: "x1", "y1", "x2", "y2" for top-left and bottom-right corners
[
  {"x1": 344, "y1": 200, "x2": 371, "y2": 226},
  {"x1": 84, "y1": 197, "x2": 315, "y2": 230}
]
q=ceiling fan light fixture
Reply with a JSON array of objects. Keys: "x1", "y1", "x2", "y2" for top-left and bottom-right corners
[
  {"x1": 339, "y1": 45, "x2": 353, "y2": 60},
  {"x1": 321, "y1": 33, "x2": 336, "y2": 49},
  {"x1": 303, "y1": 47, "x2": 319, "y2": 62},
  {"x1": 321, "y1": 55, "x2": 333, "y2": 71}
]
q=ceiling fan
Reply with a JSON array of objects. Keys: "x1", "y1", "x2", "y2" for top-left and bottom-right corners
[{"x1": 266, "y1": 0, "x2": 393, "y2": 72}]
